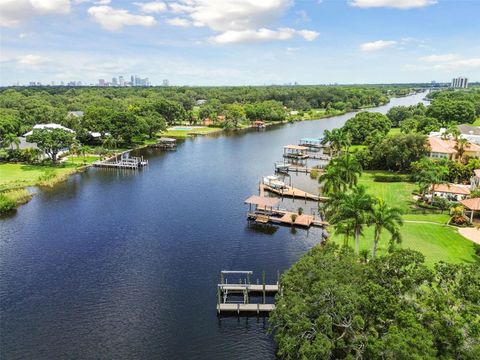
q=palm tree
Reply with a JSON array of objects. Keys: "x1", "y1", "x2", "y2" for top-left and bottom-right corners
[
  {"x1": 326, "y1": 185, "x2": 374, "y2": 255},
  {"x1": 318, "y1": 165, "x2": 346, "y2": 195},
  {"x1": 334, "y1": 219, "x2": 355, "y2": 247},
  {"x1": 70, "y1": 139, "x2": 81, "y2": 158},
  {"x1": 2, "y1": 133, "x2": 20, "y2": 150},
  {"x1": 319, "y1": 154, "x2": 362, "y2": 194},
  {"x1": 454, "y1": 137, "x2": 469, "y2": 163},
  {"x1": 102, "y1": 134, "x2": 117, "y2": 150},
  {"x1": 335, "y1": 153, "x2": 362, "y2": 190},
  {"x1": 369, "y1": 198, "x2": 403, "y2": 258},
  {"x1": 322, "y1": 128, "x2": 351, "y2": 155}
]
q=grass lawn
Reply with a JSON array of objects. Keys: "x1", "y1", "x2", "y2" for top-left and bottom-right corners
[
  {"x1": 330, "y1": 222, "x2": 478, "y2": 267},
  {"x1": 161, "y1": 126, "x2": 222, "y2": 138},
  {"x1": 0, "y1": 160, "x2": 94, "y2": 192},
  {"x1": 358, "y1": 171, "x2": 416, "y2": 213},
  {"x1": 338, "y1": 170, "x2": 479, "y2": 265},
  {"x1": 66, "y1": 155, "x2": 100, "y2": 165},
  {"x1": 472, "y1": 117, "x2": 480, "y2": 126}
]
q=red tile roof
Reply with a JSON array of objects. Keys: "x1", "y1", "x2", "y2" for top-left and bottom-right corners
[
  {"x1": 431, "y1": 184, "x2": 471, "y2": 195},
  {"x1": 460, "y1": 198, "x2": 480, "y2": 211}
]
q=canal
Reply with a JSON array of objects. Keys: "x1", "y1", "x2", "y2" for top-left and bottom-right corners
[{"x1": 0, "y1": 92, "x2": 428, "y2": 359}]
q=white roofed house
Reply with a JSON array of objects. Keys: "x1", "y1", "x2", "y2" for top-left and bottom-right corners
[{"x1": 23, "y1": 123, "x2": 75, "y2": 137}]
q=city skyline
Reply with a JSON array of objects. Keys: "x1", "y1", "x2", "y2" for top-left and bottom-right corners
[{"x1": 1, "y1": 0, "x2": 480, "y2": 86}]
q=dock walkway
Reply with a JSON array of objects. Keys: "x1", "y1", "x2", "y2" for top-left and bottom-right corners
[{"x1": 260, "y1": 183, "x2": 327, "y2": 202}]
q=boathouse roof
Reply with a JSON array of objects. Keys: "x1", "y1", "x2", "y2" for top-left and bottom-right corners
[{"x1": 284, "y1": 145, "x2": 308, "y2": 151}]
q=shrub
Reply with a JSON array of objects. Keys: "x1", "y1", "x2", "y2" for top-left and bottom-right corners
[
  {"x1": 0, "y1": 194, "x2": 16, "y2": 214},
  {"x1": 310, "y1": 168, "x2": 319, "y2": 179},
  {"x1": 373, "y1": 174, "x2": 408, "y2": 182}
]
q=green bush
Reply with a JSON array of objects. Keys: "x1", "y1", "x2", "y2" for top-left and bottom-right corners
[
  {"x1": 373, "y1": 174, "x2": 408, "y2": 182},
  {"x1": 0, "y1": 194, "x2": 16, "y2": 214}
]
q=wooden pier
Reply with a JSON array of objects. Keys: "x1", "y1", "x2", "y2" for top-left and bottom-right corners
[
  {"x1": 217, "y1": 271, "x2": 279, "y2": 315},
  {"x1": 275, "y1": 162, "x2": 326, "y2": 174},
  {"x1": 244, "y1": 195, "x2": 328, "y2": 228},
  {"x1": 93, "y1": 155, "x2": 148, "y2": 169},
  {"x1": 150, "y1": 137, "x2": 177, "y2": 149},
  {"x1": 260, "y1": 183, "x2": 326, "y2": 202}
]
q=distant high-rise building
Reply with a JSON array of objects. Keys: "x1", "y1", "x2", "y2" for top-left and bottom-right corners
[
  {"x1": 452, "y1": 77, "x2": 468, "y2": 88},
  {"x1": 131, "y1": 75, "x2": 135, "y2": 86},
  {"x1": 162, "y1": 79, "x2": 169, "y2": 87},
  {"x1": 98, "y1": 79, "x2": 106, "y2": 86},
  {"x1": 119, "y1": 76, "x2": 124, "y2": 86},
  {"x1": 112, "y1": 77, "x2": 118, "y2": 86},
  {"x1": 60, "y1": 81, "x2": 65, "y2": 86}
]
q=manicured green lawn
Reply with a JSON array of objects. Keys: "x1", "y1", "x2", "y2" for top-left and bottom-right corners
[
  {"x1": 472, "y1": 117, "x2": 480, "y2": 126},
  {"x1": 0, "y1": 161, "x2": 90, "y2": 191},
  {"x1": 66, "y1": 155, "x2": 100, "y2": 165},
  {"x1": 358, "y1": 171, "x2": 416, "y2": 212},
  {"x1": 331, "y1": 222, "x2": 478, "y2": 267},
  {"x1": 339, "y1": 171, "x2": 479, "y2": 265}
]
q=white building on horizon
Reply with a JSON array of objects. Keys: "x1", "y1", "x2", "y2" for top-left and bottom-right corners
[{"x1": 451, "y1": 76, "x2": 468, "y2": 88}]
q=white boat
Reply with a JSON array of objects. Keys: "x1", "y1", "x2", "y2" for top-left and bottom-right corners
[
  {"x1": 263, "y1": 175, "x2": 286, "y2": 189},
  {"x1": 274, "y1": 161, "x2": 290, "y2": 172}
]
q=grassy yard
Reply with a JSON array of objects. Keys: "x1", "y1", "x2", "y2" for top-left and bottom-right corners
[
  {"x1": 330, "y1": 222, "x2": 478, "y2": 267},
  {"x1": 0, "y1": 155, "x2": 99, "y2": 192},
  {"x1": 161, "y1": 126, "x2": 222, "y2": 138},
  {"x1": 358, "y1": 171, "x2": 416, "y2": 212},
  {"x1": 472, "y1": 117, "x2": 480, "y2": 126},
  {"x1": 334, "y1": 170, "x2": 479, "y2": 266}
]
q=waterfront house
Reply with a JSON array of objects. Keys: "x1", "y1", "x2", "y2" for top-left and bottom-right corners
[
  {"x1": 431, "y1": 183, "x2": 471, "y2": 201},
  {"x1": 23, "y1": 123, "x2": 75, "y2": 137},
  {"x1": 460, "y1": 197, "x2": 480, "y2": 222},
  {"x1": 428, "y1": 136, "x2": 480, "y2": 161},
  {"x1": 202, "y1": 118, "x2": 213, "y2": 126}
]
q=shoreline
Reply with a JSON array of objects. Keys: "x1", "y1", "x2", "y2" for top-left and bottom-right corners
[{"x1": 0, "y1": 93, "x2": 419, "y2": 215}]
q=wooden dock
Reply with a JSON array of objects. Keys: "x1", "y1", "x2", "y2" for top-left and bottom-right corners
[
  {"x1": 217, "y1": 271, "x2": 279, "y2": 315},
  {"x1": 217, "y1": 303, "x2": 275, "y2": 313},
  {"x1": 260, "y1": 183, "x2": 326, "y2": 202},
  {"x1": 275, "y1": 163, "x2": 325, "y2": 174},
  {"x1": 93, "y1": 155, "x2": 148, "y2": 169},
  {"x1": 248, "y1": 210, "x2": 327, "y2": 228}
]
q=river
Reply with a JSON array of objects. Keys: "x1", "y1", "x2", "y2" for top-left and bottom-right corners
[{"x1": 0, "y1": 92, "x2": 428, "y2": 359}]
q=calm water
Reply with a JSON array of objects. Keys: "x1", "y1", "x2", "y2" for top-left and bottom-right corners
[{"x1": 0, "y1": 92, "x2": 427, "y2": 359}]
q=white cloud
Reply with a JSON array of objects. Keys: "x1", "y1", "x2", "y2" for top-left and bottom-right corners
[
  {"x1": 166, "y1": 17, "x2": 192, "y2": 27},
  {"x1": 16, "y1": 54, "x2": 50, "y2": 66},
  {"x1": 0, "y1": 0, "x2": 71, "y2": 27},
  {"x1": 134, "y1": 1, "x2": 167, "y2": 14},
  {"x1": 87, "y1": 5, "x2": 157, "y2": 31},
  {"x1": 74, "y1": 0, "x2": 111, "y2": 4},
  {"x1": 406, "y1": 55, "x2": 480, "y2": 71},
  {"x1": 210, "y1": 27, "x2": 318, "y2": 44},
  {"x1": 360, "y1": 40, "x2": 396, "y2": 52},
  {"x1": 165, "y1": 0, "x2": 317, "y2": 44},
  {"x1": 350, "y1": 0, "x2": 437, "y2": 9},
  {"x1": 211, "y1": 28, "x2": 296, "y2": 44},
  {"x1": 419, "y1": 54, "x2": 460, "y2": 62},
  {"x1": 297, "y1": 29, "x2": 319, "y2": 41}
]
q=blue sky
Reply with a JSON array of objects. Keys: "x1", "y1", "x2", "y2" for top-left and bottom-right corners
[{"x1": 0, "y1": 0, "x2": 479, "y2": 86}]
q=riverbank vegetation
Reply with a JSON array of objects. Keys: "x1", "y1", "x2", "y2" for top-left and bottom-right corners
[{"x1": 270, "y1": 244, "x2": 480, "y2": 359}]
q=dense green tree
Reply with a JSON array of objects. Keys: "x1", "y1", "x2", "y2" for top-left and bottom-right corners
[
  {"x1": 387, "y1": 103, "x2": 426, "y2": 127},
  {"x1": 368, "y1": 133, "x2": 429, "y2": 171},
  {"x1": 27, "y1": 128, "x2": 75, "y2": 163},
  {"x1": 343, "y1": 112, "x2": 392, "y2": 145},
  {"x1": 427, "y1": 99, "x2": 475, "y2": 125},
  {"x1": 270, "y1": 244, "x2": 480, "y2": 359}
]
